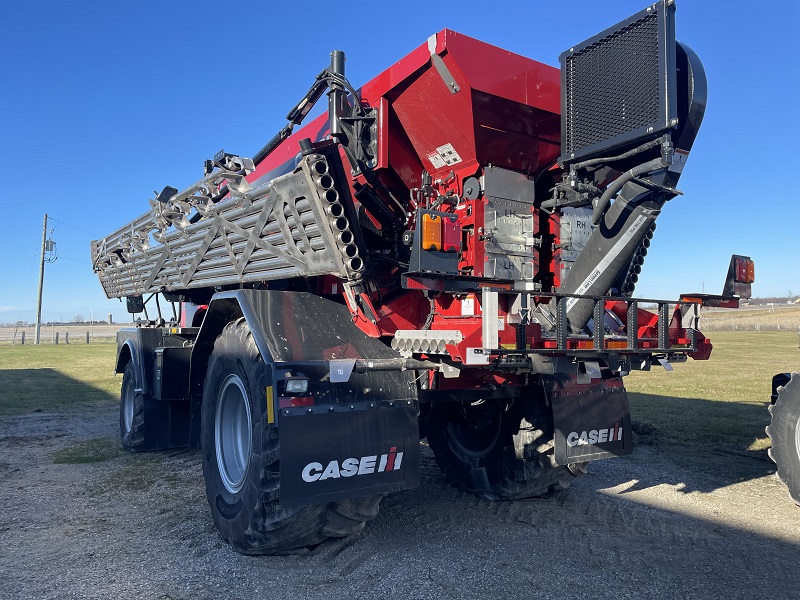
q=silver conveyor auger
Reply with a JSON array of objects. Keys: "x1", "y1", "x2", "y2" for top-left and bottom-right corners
[{"x1": 91, "y1": 149, "x2": 366, "y2": 300}]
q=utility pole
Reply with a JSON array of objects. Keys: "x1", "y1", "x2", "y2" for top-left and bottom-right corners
[{"x1": 35, "y1": 214, "x2": 48, "y2": 344}]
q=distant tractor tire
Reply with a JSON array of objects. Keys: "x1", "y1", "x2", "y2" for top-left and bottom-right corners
[
  {"x1": 767, "y1": 372, "x2": 800, "y2": 505},
  {"x1": 427, "y1": 390, "x2": 579, "y2": 500},
  {"x1": 200, "y1": 318, "x2": 382, "y2": 555},
  {"x1": 120, "y1": 360, "x2": 146, "y2": 452}
]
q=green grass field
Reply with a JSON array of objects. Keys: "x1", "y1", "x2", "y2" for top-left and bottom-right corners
[
  {"x1": 626, "y1": 331, "x2": 798, "y2": 451},
  {"x1": 0, "y1": 343, "x2": 119, "y2": 416},
  {"x1": 0, "y1": 332, "x2": 797, "y2": 452}
]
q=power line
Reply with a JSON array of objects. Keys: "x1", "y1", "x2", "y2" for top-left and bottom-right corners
[
  {"x1": 58, "y1": 256, "x2": 91, "y2": 265},
  {"x1": 47, "y1": 216, "x2": 100, "y2": 238}
]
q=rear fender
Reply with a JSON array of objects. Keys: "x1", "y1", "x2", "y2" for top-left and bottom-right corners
[
  {"x1": 772, "y1": 373, "x2": 793, "y2": 405},
  {"x1": 188, "y1": 295, "x2": 245, "y2": 448},
  {"x1": 545, "y1": 374, "x2": 632, "y2": 466},
  {"x1": 189, "y1": 291, "x2": 421, "y2": 503},
  {"x1": 115, "y1": 332, "x2": 145, "y2": 393}
]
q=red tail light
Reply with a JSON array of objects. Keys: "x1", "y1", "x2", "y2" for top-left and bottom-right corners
[
  {"x1": 442, "y1": 215, "x2": 460, "y2": 252},
  {"x1": 278, "y1": 396, "x2": 315, "y2": 408}
]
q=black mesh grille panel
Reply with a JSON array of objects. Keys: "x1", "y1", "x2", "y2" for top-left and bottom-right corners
[{"x1": 561, "y1": 3, "x2": 674, "y2": 164}]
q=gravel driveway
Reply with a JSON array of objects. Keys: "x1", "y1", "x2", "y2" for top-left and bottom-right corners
[{"x1": 1, "y1": 403, "x2": 798, "y2": 600}]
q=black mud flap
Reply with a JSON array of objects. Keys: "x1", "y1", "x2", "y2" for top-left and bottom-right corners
[
  {"x1": 545, "y1": 375, "x2": 632, "y2": 466},
  {"x1": 279, "y1": 402, "x2": 420, "y2": 508}
]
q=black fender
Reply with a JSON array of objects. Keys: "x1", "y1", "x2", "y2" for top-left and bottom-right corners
[
  {"x1": 115, "y1": 331, "x2": 147, "y2": 395},
  {"x1": 191, "y1": 290, "x2": 420, "y2": 506},
  {"x1": 772, "y1": 372, "x2": 793, "y2": 405},
  {"x1": 187, "y1": 289, "x2": 419, "y2": 452},
  {"x1": 188, "y1": 290, "x2": 285, "y2": 448},
  {"x1": 190, "y1": 288, "x2": 413, "y2": 400}
]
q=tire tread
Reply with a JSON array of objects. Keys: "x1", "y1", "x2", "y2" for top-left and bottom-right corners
[
  {"x1": 203, "y1": 318, "x2": 382, "y2": 555},
  {"x1": 766, "y1": 372, "x2": 800, "y2": 505}
]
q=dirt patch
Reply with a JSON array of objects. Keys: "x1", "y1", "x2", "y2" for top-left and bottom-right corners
[{"x1": 1, "y1": 404, "x2": 799, "y2": 600}]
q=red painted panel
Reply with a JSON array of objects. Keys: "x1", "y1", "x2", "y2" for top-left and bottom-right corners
[
  {"x1": 244, "y1": 28, "x2": 562, "y2": 192},
  {"x1": 442, "y1": 30, "x2": 560, "y2": 114}
]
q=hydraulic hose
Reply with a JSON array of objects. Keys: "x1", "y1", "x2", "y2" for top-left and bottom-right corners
[
  {"x1": 572, "y1": 138, "x2": 661, "y2": 172},
  {"x1": 591, "y1": 157, "x2": 665, "y2": 225}
]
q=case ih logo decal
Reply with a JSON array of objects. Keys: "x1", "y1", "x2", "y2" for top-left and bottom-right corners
[
  {"x1": 566, "y1": 423, "x2": 623, "y2": 447},
  {"x1": 301, "y1": 447, "x2": 404, "y2": 482}
]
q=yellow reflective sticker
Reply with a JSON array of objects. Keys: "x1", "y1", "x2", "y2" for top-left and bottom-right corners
[{"x1": 266, "y1": 385, "x2": 275, "y2": 424}]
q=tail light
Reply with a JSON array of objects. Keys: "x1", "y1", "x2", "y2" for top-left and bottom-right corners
[
  {"x1": 734, "y1": 257, "x2": 755, "y2": 284},
  {"x1": 278, "y1": 376, "x2": 313, "y2": 408},
  {"x1": 421, "y1": 212, "x2": 460, "y2": 253},
  {"x1": 278, "y1": 396, "x2": 314, "y2": 409},
  {"x1": 421, "y1": 214, "x2": 442, "y2": 251},
  {"x1": 441, "y1": 215, "x2": 460, "y2": 252}
]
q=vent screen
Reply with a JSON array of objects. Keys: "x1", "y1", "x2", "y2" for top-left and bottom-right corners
[{"x1": 561, "y1": 3, "x2": 675, "y2": 164}]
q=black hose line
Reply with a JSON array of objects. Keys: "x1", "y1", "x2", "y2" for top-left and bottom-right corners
[{"x1": 591, "y1": 157, "x2": 665, "y2": 225}]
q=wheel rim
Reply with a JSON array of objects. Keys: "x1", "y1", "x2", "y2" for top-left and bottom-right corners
[
  {"x1": 795, "y1": 413, "x2": 800, "y2": 464},
  {"x1": 215, "y1": 374, "x2": 252, "y2": 494},
  {"x1": 123, "y1": 378, "x2": 135, "y2": 433},
  {"x1": 448, "y1": 401, "x2": 502, "y2": 457}
]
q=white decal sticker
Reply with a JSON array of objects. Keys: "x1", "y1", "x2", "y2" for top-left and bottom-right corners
[
  {"x1": 461, "y1": 297, "x2": 475, "y2": 316},
  {"x1": 427, "y1": 152, "x2": 447, "y2": 169},
  {"x1": 427, "y1": 143, "x2": 463, "y2": 169},
  {"x1": 436, "y1": 143, "x2": 462, "y2": 165},
  {"x1": 668, "y1": 149, "x2": 689, "y2": 173}
]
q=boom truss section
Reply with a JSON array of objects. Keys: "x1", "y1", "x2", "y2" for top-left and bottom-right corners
[{"x1": 91, "y1": 150, "x2": 363, "y2": 298}]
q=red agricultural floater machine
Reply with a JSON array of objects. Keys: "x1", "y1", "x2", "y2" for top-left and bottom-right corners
[{"x1": 92, "y1": 0, "x2": 753, "y2": 553}]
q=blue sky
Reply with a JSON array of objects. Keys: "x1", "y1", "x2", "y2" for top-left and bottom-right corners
[{"x1": 1, "y1": 0, "x2": 797, "y2": 324}]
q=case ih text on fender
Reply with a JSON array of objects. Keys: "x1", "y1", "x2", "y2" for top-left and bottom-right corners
[
  {"x1": 302, "y1": 447, "x2": 404, "y2": 482},
  {"x1": 566, "y1": 425, "x2": 623, "y2": 448}
]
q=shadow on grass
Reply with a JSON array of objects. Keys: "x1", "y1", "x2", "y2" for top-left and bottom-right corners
[
  {"x1": 625, "y1": 392, "x2": 775, "y2": 493},
  {"x1": 0, "y1": 368, "x2": 117, "y2": 417}
]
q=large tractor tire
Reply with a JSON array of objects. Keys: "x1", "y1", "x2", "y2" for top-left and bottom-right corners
[
  {"x1": 767, "y1": 372, "x2": 800, "y2": 504},
  {"x1": 201, "y1": 318, "x2": 382, "y2": 555},
  {"x1": 427, "y1": 391, "x2": 580, "y2": 500},
  {"x1": 120, "y1": 360, "x2": 146, "y2": 452}
]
